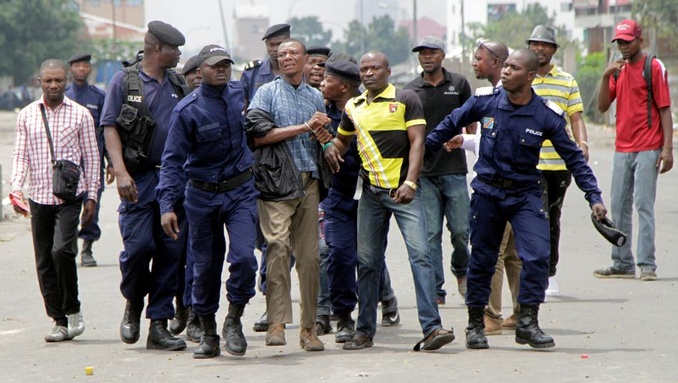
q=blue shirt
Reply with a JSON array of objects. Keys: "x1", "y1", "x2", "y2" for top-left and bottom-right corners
[
  {"x1": 248, "y1": 77, "x2": 325, "y2": 177},
  {"x1": 157, "y1": 82, "x2": 253, "y2": 214},
  {"x1": 240, "y1": 58, "x2": 275, "y2": 104},
  {"x1": 65, "y1": 82, "x2": 105, "y2": 128},
  {"x1": 100, "y1": 68, "x2": 182, "y2": 166},
  {"x1": 426, "y1": 88, "x2": 602, "y2": 206}
]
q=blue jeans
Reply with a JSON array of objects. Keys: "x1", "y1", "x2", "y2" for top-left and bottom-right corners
[
  {"x1": 420, "y1": 174, "x2": 470, "y2": 298},
  {"x1": 610, "y1": 150, "x2": 660, "y2": 272},
  {"x1": 356, "y1": 184, "x2": 441, "y2": 338}
]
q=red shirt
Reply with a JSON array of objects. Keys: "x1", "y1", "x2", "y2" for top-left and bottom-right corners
[
  {"x1": 11, "y1": 96, "x2": 100, "y2": 205},
  {"x1": 608, "y1": 55, "x2": 671, "y2": 152}
]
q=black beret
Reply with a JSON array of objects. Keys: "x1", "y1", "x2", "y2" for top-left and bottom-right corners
[
  {"x1": 68, "y1": 53, "x2": 91, "y2": 65},
  {"x1": 147, "y1": 20, "x2": 185, "y2": 46},
  {"x1": 324, "y1": 60, "x2": 361, "y2": 86},
  {"x1": 181, "y1": 55, "x2": 201, "y2": 75},
  {"x1": 262, "y1": 23, "x2": 291, "y2": 40},
  {"x1": 591, "y1": 213, "x2": 627, "y2": 247},
  {"x1": 307, "y1": 46, "x2": 331, "y2": 57}
]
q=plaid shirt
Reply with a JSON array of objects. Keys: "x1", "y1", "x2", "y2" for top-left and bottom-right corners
[{"x1": 11, "y1": 96, "x2": 100, "y2": 205}]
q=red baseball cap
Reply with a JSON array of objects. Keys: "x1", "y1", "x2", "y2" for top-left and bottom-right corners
[{"x1": 612, "y1": 19, "x2": 642, "y2": 42}]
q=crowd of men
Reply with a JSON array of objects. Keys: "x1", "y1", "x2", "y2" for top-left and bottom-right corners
[{"x1": 10, "y1": 18, "x2": 673, "y2": 357}]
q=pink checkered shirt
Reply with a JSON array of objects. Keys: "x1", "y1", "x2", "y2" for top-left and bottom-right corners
[{"x1": 11, "y1": 95, "x2": 101, "y2": 205}]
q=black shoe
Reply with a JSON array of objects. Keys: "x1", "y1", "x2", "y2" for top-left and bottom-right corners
[
  {"x1": 80, "y1": 240, "x2": 97, "y2": 267},
  {"x1": 120, "y1": 299, "x2": 143, "y2": 344},
  {"x1": 515, "y1": 305, "x2": 555, "y2": 349},
  {"x1": 465, "y1": 306, "x2": 489, "y2": 349},
  {"x1": 146, "y1": 319, "x2": 187, "y2": 351},
  {"x1": 194, "y1": 315, "x2": 220, "y2": 359},
  {"x1": 169, "y1": 302, "x2": 188, "y2": 335},
  {"x1": 222, "y1": 303, "x2": 247, "y2": 356},
  {"x1": 315, "y1": 315, "x2": 332, "y2": 336},
  {"x1": 185, "y1": 307, "x2": 203, "y2": 343},
  {"x1": 381, "y1": 297, "x2": 400, "y2": 326},
  {"x1": 253, "y1": 311, "x2": 269, "y2": 332},
  {"x1": 335, "y1": 315, "x2": 355, "y2": 343}
]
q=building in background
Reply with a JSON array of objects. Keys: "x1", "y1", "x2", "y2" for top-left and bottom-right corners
[{"x1": 233, "y1": 5, "x2": 269, "y2": 62}]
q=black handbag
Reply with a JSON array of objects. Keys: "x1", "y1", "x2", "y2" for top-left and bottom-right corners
[{"x1": 40, "y1": 104, "x2": 81, "y2": 201}]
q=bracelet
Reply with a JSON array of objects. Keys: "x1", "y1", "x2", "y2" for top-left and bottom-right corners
[
  {"x1": 403, "y1": 180, "x2": 418, "y2": 191},
  {"x1": 304, "y1": 121, "x2": 313, "y2": 132},
  {"x1": 578, "y1": 141, "x2": 589, "y2": 148},
  {"x1": 322, "y1": 141, "x2": 335, "y2": 152}
]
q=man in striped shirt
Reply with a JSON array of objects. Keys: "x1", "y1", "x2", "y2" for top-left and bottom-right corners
[
  {"x1": 11, "y1": 59, "x2": 100, "y2": 342},
  {"x1": 527, "y1": 26, "x2": 589, "y2": 297}
]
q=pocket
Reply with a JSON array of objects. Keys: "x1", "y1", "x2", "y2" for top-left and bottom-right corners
[
  {"x1": 196, "y1": 122, "x2": 222, "y2": 143},
  {"x1": 513, "y1": 131, "x2": 543, "y2": 169}
]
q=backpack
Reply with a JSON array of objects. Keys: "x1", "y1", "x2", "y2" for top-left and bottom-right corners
[
  {"x1": 613, "y1": 53, "x2": 655, "y2": 129},
  {"x1": 115, "y1": 62, "x2": 189, "y2": 174}
]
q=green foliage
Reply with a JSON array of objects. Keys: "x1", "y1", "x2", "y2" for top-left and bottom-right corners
[
  {"x1": 0, "y1": 0, "x2": 86, "y2": 84},
  {"x1": 633, "y1": 0, "x2": 678, "y2": 52},
  {"x1": 575, "y1": 52, "x2": 606, "y2": 122},
  {"x1": 289, "y1": 16, "x2": 333, "y2": 48},
  {"x1": 91, "y1": 38, "x2": 140, "y2": 62},
  {"x1": 331, "y1": 15, "x2": 411, "y2": 66}
]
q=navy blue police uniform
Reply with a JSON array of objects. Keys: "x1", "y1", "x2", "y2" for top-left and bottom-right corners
[
  {"x1": 426, "y1": 87, "x2": 603, "y2": 306},
  {"x1": 157, "y1": 80, "x2": 258, "y2": 315},
  {"x1": 65, "y1": 79, "x2": 106, "y2": 242}
]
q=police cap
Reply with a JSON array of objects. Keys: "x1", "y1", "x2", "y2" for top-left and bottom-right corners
[
  {"x1": 181, "y1": 55, "x2": 201, "y2": 75},
  {"x1": 147, "y1": 20, "x2": 185, "y2": 46},
  {"x1": 591, "y1": 213, "x2": 627, "y2": 247},
  {"x1": 307, "y1": 46, "x2": 332, "y2": 57},
  {"x1": 324, "y1": 60, "x2": 361, "y2": 87},
  {"x1": 198, "y1": 44, "x2": 234, "y2": 66},
  {"x1": 262, "y1": 23, "x2": 291, "y2": 41},
  {"x1": 526, "y1": 25, "x2": 558, "y2": 47},
  {"x1": 67, "y1": 53, "x2": 92, "y2": 65}
]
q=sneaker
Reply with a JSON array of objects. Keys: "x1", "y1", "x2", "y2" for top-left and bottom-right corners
[
  {"x1": 640, "y1": 270, "x2": 657, "y2": 281},
  {"x1": 545, "y1": 277, "x2": 559, "y2": 297},
  {"x1": 80, "y1": 253, "x2": 97, "y2": 267},
  {"x1": 381, "y1": 297, "x2": 400, "y2": 327},
  {"x1": 593, "y1": 266, "x2": 635, "y2": 279},
  {"x1": 67, "y1": 311, "x2": 85, "y2": 338},
  {"x1": 45, "y1": 325, "x2": 71, "y2": 342},
  {"x1": 253, "y1": 311, "x2": 269, "y2": 332},
  {"x1": 457, "y1": 276, "x2": 467, "y2": 298}
]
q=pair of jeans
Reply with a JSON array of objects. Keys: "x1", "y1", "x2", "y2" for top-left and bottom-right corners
[
  {"x1": 540, "y1": 170, "x2": 572, "y2": 277},
  {"x1": 30, "y1": 199, "x2": 82, "y2": 321},
  {"x1": 355, "y1": 184, "x2": 441, "y2": 338},
  {"x1": 610, "y1": 150, "x2": 660, "y2": 272},
  {"x1": 420, "y1": 174, "x2": 470, "y2": 298}
]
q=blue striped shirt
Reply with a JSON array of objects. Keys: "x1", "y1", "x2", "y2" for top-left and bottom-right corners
[{"x1": 248, "y1": 77, "x2": 325, "y2": 177}]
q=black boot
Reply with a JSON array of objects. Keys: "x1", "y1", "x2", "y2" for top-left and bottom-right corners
[
  {"x1": 185, "y1": 306, "x2": 203, "y2": 343},
  {"x1": 335, "y1": 314, "x2": 355, "y2": 343},
  {"x1": 146, "y1": 319, "x2": 187, "y2": 351},
  {"x1": 222, "y1": 303, "x2": 247, "y2": 356},
  {"x1": 120, "y1": 299, "x2": 143, "y2": 344},
  {"x1": 169, "y1": 300, "x2": 188, "y2": 335},
  {"x1": 465, "y1": 306, "x2": 489, "y2": 349},
  {"x1": 194, "y1": 315, "x2": 220, "y2": 359},
  {"x1": 515, "y1": 305, "x2": 555, "y2": 348}
]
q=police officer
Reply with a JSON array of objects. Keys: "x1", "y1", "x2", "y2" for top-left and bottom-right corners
[
  {"x1": 426, "y1": 48, "x2": 607, "y2": 350},
  {"x1": 65, "y1": 53, "x2": 110, "y2": 268},
  {"x1": 158, "y1": 44, "x2": 258, "y2": 358},
  {"x1": 181, "y1": 55, "x2": 202, "y2": 91},
  {"x1": 240, "y1": 23, "x2": 290, "y2": 108},
  {"x1": 305, "y1": 46, "x2": 331, "y2": 89},
  {"x1": 101, "y1": 20, "x2": 189, "y2": 351}
]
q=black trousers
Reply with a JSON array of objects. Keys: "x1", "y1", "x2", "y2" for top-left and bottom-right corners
[
  {"x1": 29, "y1": 199, "x2": 82, "y2": 322},
  {"x1": 540, "y1": 170, "x2": 572, "y2": 277}
]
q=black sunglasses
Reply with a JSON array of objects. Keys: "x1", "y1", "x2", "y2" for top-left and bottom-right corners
[{"x1": 477, "y1": 41, "x2": 499, "y2": 60}]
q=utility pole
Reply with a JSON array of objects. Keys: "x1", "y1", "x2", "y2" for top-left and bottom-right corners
[{"x1": 218, "y1": 0, "x2": 230, "y2": 52}]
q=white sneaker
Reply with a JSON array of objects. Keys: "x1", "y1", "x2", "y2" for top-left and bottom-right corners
[
  {"x1": 67, "y1": 311, "x2": 85, "y2": 338},
  {"x1": 545, "y1": 277, "x2": 559, "y2": 297}
]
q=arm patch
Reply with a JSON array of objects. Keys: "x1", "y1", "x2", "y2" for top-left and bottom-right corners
[
  {"x1": 475, "y1": 86, "x2": 496, "y2": 97},
  {"x1": 244, "y1": 60, "x2": 263, "y2": 71},
  {"x1": 544, "y1": 99, "x2": 565, "y2": 117}
]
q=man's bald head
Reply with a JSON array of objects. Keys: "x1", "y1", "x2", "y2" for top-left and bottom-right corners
[
  {"x1": 512, "y1": 48, "x2": 540, "y2": 72},
  {"x1": 482, "y1": 41, "x2": 509, "y2": 64},
  {"x1": 39, "y1": 59, "x2": 67, "y2": 77},
  {"x1": 360, "y1": 51, "x2": 390, "y2": 68}
]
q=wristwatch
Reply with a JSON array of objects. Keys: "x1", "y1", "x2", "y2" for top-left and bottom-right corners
[{"x1": 403, "y1": 180, "x2": 418, "y2": 191}]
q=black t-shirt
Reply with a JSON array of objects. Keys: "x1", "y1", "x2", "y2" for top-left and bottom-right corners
[{"x1": 405, "y1": 68, "x2": 472, "y2": 176}]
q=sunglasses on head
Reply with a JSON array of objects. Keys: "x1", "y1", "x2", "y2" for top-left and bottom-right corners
[{"x1": 477, "y1": 41, "x2": 499, "y2": 60}]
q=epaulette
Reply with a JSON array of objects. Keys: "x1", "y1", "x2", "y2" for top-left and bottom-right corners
[
  {"x1": 544, "y1": 99, "x2": 565, "y2": 117},
  {"x1": 244, "y1": 60, "x2": 263, "y2": 71},
  {"x1": 475, "y1": 86, "x2": 496, "y2": 97},
  {"x1": 90, "y1": 85, "x2": 106, "y2": 97},
  {"x1": 175, "y1": 92, "x2": 198, "y2": 112}
]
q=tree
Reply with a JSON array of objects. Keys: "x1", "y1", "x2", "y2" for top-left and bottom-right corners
[
  {"x1": 633, "y1": 0, "x2": 678, "y2": 52},
  {"x1": 288, "y1": 16, "x2": 333, "y2": 48},
  {"x1": 332, "y1": 15, "x2": 411, "y2": 66},
  {"x1": 0, "y1": 0, "x2": 87, "y2": 84},
  {"x1": 575, "y1": 51, "x2": 606, "y2": 123}
]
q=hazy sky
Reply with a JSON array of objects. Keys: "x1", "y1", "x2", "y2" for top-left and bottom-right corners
[{"x1": 145, "y1": 0, "x2": 445, "y2": 57}]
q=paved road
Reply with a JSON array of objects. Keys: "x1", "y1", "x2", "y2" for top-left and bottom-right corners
[{"x1": 0, "y1": 110, "x2": 676, "y2": 382}]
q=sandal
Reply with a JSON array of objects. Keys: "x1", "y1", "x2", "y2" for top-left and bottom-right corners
[
  {"x1": 413, "y1": 328, "x2": 455, "y2": 351},
  {"x1": 342, "y1": 334, "x2": 374, "y2": 350}
]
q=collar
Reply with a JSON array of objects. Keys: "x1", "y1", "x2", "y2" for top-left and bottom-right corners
[
  {"x1": 417, "y1": 68, "x2": 452, "y2": 87},
  {"x1": 354, "y1": 83, "x2": 396, "y2": 105},
  {"x1": 200, "y1": 83, "x2": 227, "y2": 98},
  {"x1": 497, "y1": 88, "x2": 537, "y2": 115},
  {"x1": 536, "y1": 64, "x2": 558, "y2": 79},
  {"x1": 39, "y1": 95, "x2": 74, "y2": 110}
]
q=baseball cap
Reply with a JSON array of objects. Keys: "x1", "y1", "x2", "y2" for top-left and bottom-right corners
[
  {"x1": 612, "y1": 19, "x2": 642, "y2": 42},
  {"x1": 198, "y1": 44, "x2": 234, "y2": 66}
]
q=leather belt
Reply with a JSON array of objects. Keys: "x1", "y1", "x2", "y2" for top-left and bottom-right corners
[
  {"x1": 477, "y1": 174, "x2": 531, "y2": 189},
  {"x1": 190, "y1": 170, "x2": 252, "y2": 193}
]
